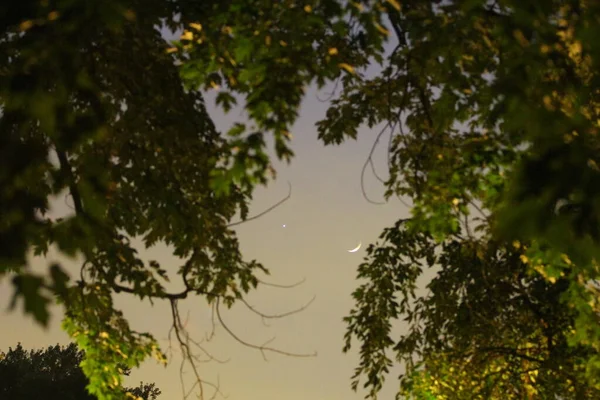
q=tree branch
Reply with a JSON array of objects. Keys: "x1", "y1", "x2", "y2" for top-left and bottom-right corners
[
  {"x1": 55, "y1": 148, "x2": 84, "y2": 215},
  {"x1": 227, "y1": 181, "x2": 292, "y2": 227},
  {"x1": 215, "y1": 299, "x2": 317, "y2": 361}
]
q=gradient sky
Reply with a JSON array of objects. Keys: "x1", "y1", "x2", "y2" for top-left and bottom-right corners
[{"x1": 0, "y1": 29, "x2": 412, "y2": 399}]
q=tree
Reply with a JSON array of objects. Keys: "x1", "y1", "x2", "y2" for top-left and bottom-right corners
[
  {"x1": 175, "y1": 0, "x2": 600, "y2": 397},
  {"x1": 0, "y1": 343, "x2": 161, "y2": 400},
  {"x1": 309, "y1": 1, "x2": 600, "y2": 399},
  {"x1": 1, "y1": 0, "x2": 354, "y2": 398},
  {"x1": 7, "y1": 0, "x2": 600, "y2": 399}
]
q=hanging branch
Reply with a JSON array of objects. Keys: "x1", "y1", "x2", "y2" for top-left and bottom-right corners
[
  {"x1": 215, "y1": 298, "x2": 317, "y2": 362},
  {"x1": 227, "y1": 181, "x2": 292, "y2": 227}
]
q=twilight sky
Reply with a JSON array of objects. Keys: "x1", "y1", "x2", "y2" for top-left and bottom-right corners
[{"x1": 0, "y1": 28, "x2": 413, "y2": 400}]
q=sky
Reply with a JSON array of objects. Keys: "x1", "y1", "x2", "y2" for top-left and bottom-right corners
[{"x1": 0, "y1": 30, "x2": 412, "y2": 400}]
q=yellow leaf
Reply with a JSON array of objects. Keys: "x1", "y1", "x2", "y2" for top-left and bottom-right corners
[
  {"x1": 561, "y1": 253, "x2": 573, "y2": 265},
  {"x1": 100, "y1": 331, "x2": 109, "y2": 339},
  {"x1": 210, "y1": 81, "x2": 220, "y2": 90},
  {"x1": 476, "y1": 248, "x2": 484, "y2": 260},
  {"x1": 386, "y1": 0, "x2": 401, "y2": 11},
  {"x1": 48, "y1": 11, "x2": 60, "y2": 21},
  {"x1": 166, "y1": 47, "x2": 178, "y2": 54},
  {"x1": 338, "y1": 63, "x2": 356, "y2": 75},
  {"x1": 19, "y1": 20, "x2": 34, "y2": 31},
  {"x1": 304, "y1": 5, "x2": 312, "y2": 12},
  {"x1": 180, "y1": 30, "x2": 193, "y2": 41},
  {"x1": 568, "y1": 40, "x2": 582, "y2": 57},
  {"x1": 520, "y1": 255, "x2": 529, "y2": 264},
  {"x1": 279, "y1": 40, "x2": 288, "y2": 47},
  {"x1": 123, "y1": 9, "x2": 136, "y2": 21},
  {"x1": 374, "y1": 22, "x2": 389, "y2": 36},
  {"x1": 189, "y1": 22, "x2": 202, "y2": 31},
  {"x1": 543, "y1": 95, "x2": 554, "y2": 111},
  {"x1": 328, "y1": 47, "x2": 338, "y2": 55},
  {"x1": 350, "y1": 1, "x2": 364, "y2": 12},
  {"x1": 513, "y1": 29, "x2": 529, "y2": 47},
  {"x1": 452, "y1": 198, "x2": 460, "y2": 206},
  {"x1": 265, "y1": 35, "x2": 272, "y2": 46}
]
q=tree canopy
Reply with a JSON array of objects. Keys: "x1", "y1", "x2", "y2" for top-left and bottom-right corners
[
  {"x1": 1, "y1": 0, "x2": 323, "y2": 398},
  {"x1": 173, "y1": 1, "x2": 600, "y2": 397},
  {"x1": 0, "y1": 343, "x2": 160, "y2": 400},
  {"x1": 4, "y1": 0, "x2": 600, "y2": 399},
  {"x1": 321, "y1": 1, "x2": 600, "y2": 399}
]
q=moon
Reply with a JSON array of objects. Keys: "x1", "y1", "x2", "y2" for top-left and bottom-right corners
[{"x1": 347, "y1": 242, "x2": 362, "y2": 253}]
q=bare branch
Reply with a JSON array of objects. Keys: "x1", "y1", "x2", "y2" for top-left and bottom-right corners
[
  {"x1": 55, "y1": 148, "x2": 84, "y2": 215},
  {"x1": 169, "y1": 299, "x2": 229, "y2": 400},
  {"x1": 215, "y1": 299, "x2": 317, "y2": 361},
  {"x1": 361, "y1": 120, "x2": 401, "y2": 205},
  {"x1": 240, "y1": 295, "x2": 316, "y2": 327},
  {"x1": 257, "y1": 276, "x2": 306, "y2": 289},
  {"x1": 316, "y1": 76, "x2": 342, "y2": 103},
  {"x1": 227, "y1": 181, "x2": 292, "y2": 227},
  {"x1": 170, "y1": 300, "x2": 205, "y2": 400},
  {"x1": 469, "y1": 200, "x2": 491, "y2": 222},
  {"x1": 206, "y1": 301, "x2": 218, "y2": 342}
]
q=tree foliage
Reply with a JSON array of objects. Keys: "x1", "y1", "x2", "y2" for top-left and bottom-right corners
[
  {"x1": 5, "y1": 0, "x2": 600, "y2": 399},
  {"x1": 314, "y1": 1, "x2": 600, "y2": 398},
  {"x1": 0, "y1": 343, "x2": 161, "y2": 400},
  {"x1": 0, "y1": 0, "x2": 320, "y2": 398},
  {"x1": 176, "y1": 0, "x2": 600, "y2": 395}
]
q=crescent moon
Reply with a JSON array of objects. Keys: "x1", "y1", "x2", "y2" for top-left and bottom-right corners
[{"x1": 347, "y1": 242, "x2": 362, "y2": 253}]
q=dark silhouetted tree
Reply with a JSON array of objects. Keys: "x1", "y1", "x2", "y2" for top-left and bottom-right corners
[{"x1": 0, "y1": 343, "x2": 160, "y2": 400}]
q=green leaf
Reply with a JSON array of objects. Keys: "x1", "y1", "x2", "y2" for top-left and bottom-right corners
[{"x1": 10, "y1": 274, "x2": 51, "y2": 327}]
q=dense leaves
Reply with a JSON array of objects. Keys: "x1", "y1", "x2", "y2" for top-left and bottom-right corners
[
  {"x1": 1, "y1": 0, "x2": 397, "y2": 398},
  {"x1": 0, "y1": 0, "x2": 392, "y2": 398},
  {"x1": 345, "y1": 223, "x2": 600, "y2": 398},
  {"x1": 0, "y1": 343, "x2": 161, "y2": 400},
  {"x1": 322, "y1": 0, "x2": 600, "y2": 398},
  {"x1": 174, "y1": 0, "x2": 390, "y2": 193},
  {"x1": 6, "y1": 0, "x2": 600, "y2": 398},
  {"x1": 1, "y1": 0, "x2": 274, "y2": 398}
]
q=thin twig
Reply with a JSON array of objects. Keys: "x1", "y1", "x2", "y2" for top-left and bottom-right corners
[
  {"x1": 215, "y1": 299, "x2": 317, "y2": 361},
  {"x1": 316, "y1": 76, "x2": 342, "y2": 103},
  {"x1": 206, "y1": 301, "x2": 217, "y2": 342},
  {"x1": 361, "y1": 121, "x2": 395, "y2": 205},
  {"x1": 257, "y1": 277, "x2": 306, "y2": 289},
  {"x1": 469, "y1": 200, "x2": 491, "y2": 222},
  {"x1": 227, "y1": 181, "x2": 292, "y2": 227},
  {"x1": 240, "y1": 295, "x2": 316, "y2": 327},
  {"x1": 170, "y1": 299, "x2": 228, "y2": 400}
]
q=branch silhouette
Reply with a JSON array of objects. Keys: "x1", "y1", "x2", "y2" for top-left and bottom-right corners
[
  {"x1": 215, "y1": 299, "x2": 317, "y2": 362},
  {"x1": 227, "y1": 181, "x2": 292, "y2": 227}
]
